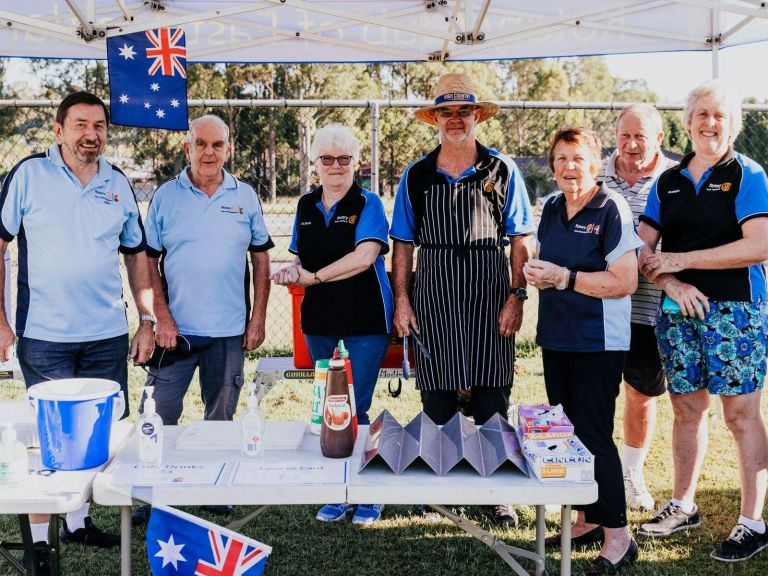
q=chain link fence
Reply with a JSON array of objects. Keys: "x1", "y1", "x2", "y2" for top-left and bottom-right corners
[{"x1": 1, "y1": 100, "x2": 767, "y2": 350}]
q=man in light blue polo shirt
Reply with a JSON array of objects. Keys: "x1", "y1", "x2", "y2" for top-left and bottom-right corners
[
  {"x1": 0, "y1": 91, "x2": 155, "y2": 570},
  {"x1": 141, "y1": 114, "x2": 273, "y2": 430}
]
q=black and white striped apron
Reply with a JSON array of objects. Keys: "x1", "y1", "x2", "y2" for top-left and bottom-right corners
[{"x1": 412, "y1": 174, "x2": 515, "y2": 391}]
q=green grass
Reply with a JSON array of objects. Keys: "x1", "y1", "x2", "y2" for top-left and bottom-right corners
[{"x1": 2, "y1": 351, "x2": 768, "y2": 575}]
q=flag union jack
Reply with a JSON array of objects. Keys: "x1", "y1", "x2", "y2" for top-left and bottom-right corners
[
  {"x1": 195, "y1": 530, "x2": 267, "y2": 576},
  {"x1": 146, "y1": 28, "x2": 187, "y2": 77}
]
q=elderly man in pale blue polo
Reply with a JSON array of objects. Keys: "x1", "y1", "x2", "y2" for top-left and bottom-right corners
[
  {"x1": 131, "y1": 116, "x2": 272, "y2": 526},
  {"x1": 0, "y1": 91, "x2": 155, "y2": 571}
]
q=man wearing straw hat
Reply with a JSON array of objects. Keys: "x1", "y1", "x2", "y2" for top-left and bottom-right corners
[{"x1": 391, "y1": 72, "x2": 534, "y2": 525}]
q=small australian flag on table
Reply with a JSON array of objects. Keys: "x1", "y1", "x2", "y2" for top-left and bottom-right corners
[{"x1": 107, "y1": 27, "x2": 189, "y2": 130}]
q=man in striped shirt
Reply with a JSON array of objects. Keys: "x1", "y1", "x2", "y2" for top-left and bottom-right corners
[{"x1": 601, "y1": 104, "x2": 677, "y2": 512}]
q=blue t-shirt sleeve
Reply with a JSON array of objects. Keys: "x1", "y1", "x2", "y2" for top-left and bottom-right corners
[
  {"x1": 118, "y1": 179, "x2": 147, "y2": 254},
  {"x1": 390, "y1": 167, "x2": 416, "y2": 243},
  {"x1": 143, "y1": 187, "x2": 163, "y2": 257},
  {"x1": 0, "y1": 163, "x2": 27, "y2": 241},
  {"x1": 289, "y1": 198, "x2": 301, "y2": 255},
  {"x1": 604, "y1": 197, "x2": 644, "y2": 265},
  {"x1": 640, "y1": 179, "x2": 662, "y2": 229},
  {"x1": 502, "y1": 161, "x2": 535, "y2": 235},
  {"x1": 356, "y1": 193, "x2": 390, "y2": 255},
  {"x1": 247, "y1": 188, "x2": 274, "y2": 252},
  {"x1": 735, "y1": 157, "x2": 768, "y2": 224}
]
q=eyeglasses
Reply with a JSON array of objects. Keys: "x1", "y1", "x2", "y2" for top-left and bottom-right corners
[
  {"x1": 317, "y1": 155, "x2": 353, "y2": 166},
  {"x1": 435, "y1": 106, "x2": 477, "y2": 119}
]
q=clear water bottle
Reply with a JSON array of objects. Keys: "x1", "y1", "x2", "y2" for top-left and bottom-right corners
[{"x1": 242, "y1": 382, "x2": 265, "y2": 457}]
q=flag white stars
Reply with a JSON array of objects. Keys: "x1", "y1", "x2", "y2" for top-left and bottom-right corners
[
  {"x1": 118, "y1": 44, "x2": 136, "y2": 60},
  {"x1": 119, "y1": 94, "x2": 129, "y2": 104},
  {"x1": 155, "y1": 534, "x2": 186, "y2": 569},
  {"x1": 150, "y1": 83, "x2": 160, "y2": 92},
  {"x1": 170, "y1": 99, "x2": 180, "y2": 108},
  {"x1": 156, "y1": 109, "x2": 166, "y2": 118}
]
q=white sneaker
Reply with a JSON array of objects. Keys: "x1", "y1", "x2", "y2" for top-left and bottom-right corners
[{"x1": 624, "y1": 468, "x2": 655, "y2": 511}]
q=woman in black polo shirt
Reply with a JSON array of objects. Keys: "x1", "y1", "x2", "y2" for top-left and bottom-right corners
[
  {"x1": 524, "y1": 127, "x2": 642, "y2": 575},
  {"x1": 271, "y1": 124, "x2": 393, "y2": 526}
]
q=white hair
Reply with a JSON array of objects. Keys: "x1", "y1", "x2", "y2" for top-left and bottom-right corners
[
  {"x1": 310, "y1": 124, "x2": 360, "y2": 162},
  {"x1": 683, "y1": 79, "x2": 743, "y2": 140},
  {"x1": 188, "y1": 114, "x2": 230, "y2": 143},
  {"x1": 616, "y1": 103, "x2": 663, "y2": 135}
]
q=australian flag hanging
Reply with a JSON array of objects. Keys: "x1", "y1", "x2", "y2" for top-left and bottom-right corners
[{"x1": 107, "y1": 27, "x2": 189, "y2": 130}]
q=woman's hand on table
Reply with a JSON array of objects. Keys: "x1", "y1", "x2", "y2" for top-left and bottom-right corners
[{"x1": 523, "y1": 258, "x2": 569, "y2": 290}]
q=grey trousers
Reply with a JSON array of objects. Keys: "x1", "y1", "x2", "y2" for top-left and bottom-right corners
[{"x1": 143, "y1": 335, "x2": 245, "y2": 425}]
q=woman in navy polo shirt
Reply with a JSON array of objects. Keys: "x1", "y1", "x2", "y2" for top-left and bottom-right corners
[
  {"x1": 271, "y1": 124, "x2": 393, "y2": 526},
  {"x1": 637, "y1": 81, "x2": 768, "y2": 563},
  {"x1": 524, "y1": 127, "x2": 642, "y2": 575}
]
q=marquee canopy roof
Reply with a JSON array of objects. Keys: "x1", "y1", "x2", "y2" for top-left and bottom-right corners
[{"x1": 1, "y1": 1, "x2": 767, "y2": 64}]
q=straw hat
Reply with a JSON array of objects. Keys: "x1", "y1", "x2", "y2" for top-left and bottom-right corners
[{"x1": 414, "y1": 72, "x2": 500, "y2": 125}]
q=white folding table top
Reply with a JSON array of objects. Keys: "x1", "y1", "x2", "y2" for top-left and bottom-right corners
[
  {"x1": 348, "y1": 426, "x2": 598, "y2": 506},
  {"x1": 0, "y1": 421, "x2": 133, "y2": 514},
  {"x1": 93, "y1": 426, "x2": 347, "y2": 507}
]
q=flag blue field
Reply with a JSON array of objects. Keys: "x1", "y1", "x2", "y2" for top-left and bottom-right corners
[
  {"x1": 107, "y1": 28, "x2": 189, "y2": 130},
  {"x1": 147, "y1": 505, "x2": 271, "y2": 576}
]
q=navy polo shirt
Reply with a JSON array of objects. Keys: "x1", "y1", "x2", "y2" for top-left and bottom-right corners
[
  {"x1": 536, "y1": 185, "x2": 643, "y2": 352},
  {"x1": 0, "y1": 145, "x2": 146, "y2": 342},
  {"x1": 289, "y1": 183, "x2": 393, "y2": 335},
  {"x1": 641, "y1": 149, "x2": 768, "y2": 302},
  {"x1": 145, "y1": 168, "x2": 274, "y2": 337}
]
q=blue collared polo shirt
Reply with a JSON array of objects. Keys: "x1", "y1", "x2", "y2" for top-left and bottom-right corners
[
  {"x1": 145, "y1": 168, "x2": 274, "y2": 337},
  {"x1": 536, "y1": 185, "x2": 643, "y2": 352},
  {"x1": 0, "y1": 145, "x2": 146, "y2": 342}
]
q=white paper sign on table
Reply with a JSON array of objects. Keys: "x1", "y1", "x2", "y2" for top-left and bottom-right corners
[
  {"x1": 109, "y1": 462, "x2": 226, "y2": 486},
  {"x1": 230, "y1": 459, "x2": 348, "y2": 486}
]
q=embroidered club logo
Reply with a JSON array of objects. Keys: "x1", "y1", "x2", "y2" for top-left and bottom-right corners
[
  {"x1": 349, "y1": 215, "x2": 358, "y2": 225},
  {"x1": 593, "y1": 224, "x2": 600, "y2": 234},
  {"x1": 95, "y1": 190, "x2": 120, "y2": 205},
  {"x1": 721, "y1": 182, "x2": 732, "y2": 192},
  {"x1": 586, "y1": 223, "x2": 593, "y2": 232},
  {"x1": 483, "y1": 180, "x2": 495, "y2": 193},
  {"x1": 220, "y1": 205, "x2": 244, "y2": 214}
]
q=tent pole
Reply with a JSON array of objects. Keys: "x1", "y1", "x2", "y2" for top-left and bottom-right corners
[
  {"x1": 370, "y1": 101, "x2": 380, "y2": 196},
  {"x1": 711, "y1": 7, "x2": 719, "y2": 78}
]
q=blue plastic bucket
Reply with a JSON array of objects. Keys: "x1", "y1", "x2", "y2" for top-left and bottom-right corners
[{"x1": 28, "y1": 379, "x2": 124, "y2": 471}]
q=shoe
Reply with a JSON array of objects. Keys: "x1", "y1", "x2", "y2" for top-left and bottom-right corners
[
  {"x1": 21, "y1": 542, "x2": 50, "y2": 576},
  {"x1": 711, "y1": 523, "x2": 768, "y2": 562},
  {"x1": 316, "y1": 503, "x2": 352, "y2": 522},
  {"x1": 131, "y1": 504, "x2": 152, "y2": 526},
  {"x1": 623, "y1": 468, "x2": 655, "y2": 511},
  {"x1": 60, "y1": 517, "x2": 120, "y2": 548},
  {"x1": 584, "y1": 537, "x2": 638, "y2": 575},
  {"x1": 544, "y1": 525, "x2": 605, "y2": 548},
  {"x1": 352, "y1": 504, "x2": 385, "y2": 525},
  {"x1": 638, "y1": 500, "x2": 701, "y2": 537},
  {"x1": 415, "y1": 505, "x2": 443, "y2": 522},
  {"x1": 489, "y1": 505, "x2": 518, "y2": 527},
  {"x1": 203, "y1": 505, "x2": 234, "y2": 516}
]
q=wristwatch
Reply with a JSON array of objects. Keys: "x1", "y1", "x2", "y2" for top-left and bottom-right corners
[
  {"x1": 511, "y1": 287, "x2": 528, "y2": 301},
  {"x1": 139, "y1": 314, "x2": 157, "y2": 325}
]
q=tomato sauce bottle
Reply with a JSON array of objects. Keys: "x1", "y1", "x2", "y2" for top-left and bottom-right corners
[
  {"x1": 337, "y1": 340, "x2": 358, "y2": 440},
  {"x1": 320, "y1": 348, "x2": 355, "y2": 458}
]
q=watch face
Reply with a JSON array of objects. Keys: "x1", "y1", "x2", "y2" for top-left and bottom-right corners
[{"x1": 514, "y1": 288, "x2": 528, "y2": 300}]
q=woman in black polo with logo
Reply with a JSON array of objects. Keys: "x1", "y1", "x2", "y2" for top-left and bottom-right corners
[
  {"x1": 271, "y1": 123, "x2": 393, "y2": 526},
  {"x1": 524, "y1": 127, "x2": 642, "y2": 575}
]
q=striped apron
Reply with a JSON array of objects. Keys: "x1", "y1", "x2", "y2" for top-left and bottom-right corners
[{"x1": 412, "y1": 174, "x2": 515, "y2": 391}]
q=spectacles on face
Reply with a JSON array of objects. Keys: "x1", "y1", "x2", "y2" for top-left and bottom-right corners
[
  {"x1": 435, "y1": 106, "x2": 477, "y2": 119},
  {"x1": 317, "y1": 155, "x2": 353, "y2": 166}
]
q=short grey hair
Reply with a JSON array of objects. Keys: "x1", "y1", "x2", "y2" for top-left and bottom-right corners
[
  {"x1": 616, "y1": 103, "x2": 663, "y2": 135},
  {"x1": 188, "y1": 114, "x2": 230, "y2": 143},
  {"x1": 310, "y1": 124, "x2": 360, "y2": 162},
  {"x1": 683, "y1": 79, "x2": 743, "y2": 141}
]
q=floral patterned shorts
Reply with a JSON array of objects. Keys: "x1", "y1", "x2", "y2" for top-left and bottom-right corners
[{"x1": 655, "y1": 300, "x2": 767, "y2": 396}]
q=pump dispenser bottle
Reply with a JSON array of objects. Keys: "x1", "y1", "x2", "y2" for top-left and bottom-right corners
[
  {"x1": 138, "y1": 386, "x2": 164, "y2": 463},
  {"x1": 242, "y1": 382, "x2": 265, "y2": 457},
  {"x1": 0, "y1": 423, "x2": 27, "y2": 486}
]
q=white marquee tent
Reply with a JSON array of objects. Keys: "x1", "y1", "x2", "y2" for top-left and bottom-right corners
[{"x1": 2, "y1": 1, "x2": 768, "y2": 75}]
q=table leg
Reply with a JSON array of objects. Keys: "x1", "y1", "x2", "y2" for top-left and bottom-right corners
[
  {"x1": 18, "y1": 515, "x2": 36, "y2": 576},
  {"x1": 561, "y1": 505, "x2": 572, "y2": 576},
  {"x1": 48, "y1": 514, "x2": 59, "y2": 576},
  {"x1": 535, "y1": 505, "x2": 545, "y2": 576},
  {"x1": 120, "y1": 506, "x2": 131, "y2": 576}
]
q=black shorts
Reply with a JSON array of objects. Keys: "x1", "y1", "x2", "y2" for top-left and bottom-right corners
[{"x1": 623, "y1": 323, "x2": 666, "y2": 397}]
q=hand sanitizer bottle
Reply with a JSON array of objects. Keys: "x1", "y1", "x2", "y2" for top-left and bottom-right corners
[
  {"x1": 138, "y1": 386, "x2": 163, "y2": 464},
  {"x1": 0, "y1": 423, "x2": 28, "y2": 486},
  {"x1": 242, "y1": 382, "x2": 265, "y2": 457}
]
